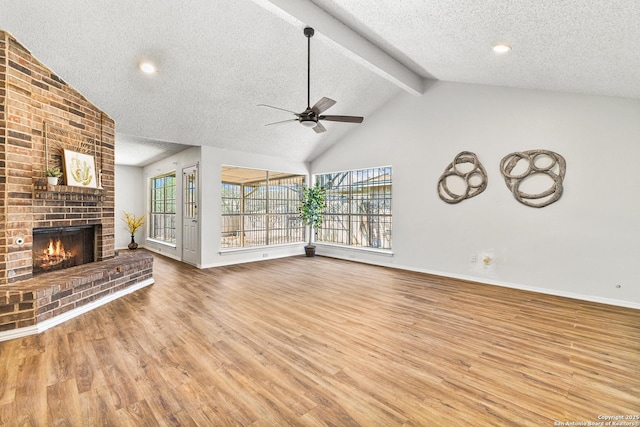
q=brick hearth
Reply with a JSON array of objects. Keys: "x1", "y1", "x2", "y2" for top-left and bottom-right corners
[{"x1": 0, "y1": 251, "x2": 153, "y2": 338}]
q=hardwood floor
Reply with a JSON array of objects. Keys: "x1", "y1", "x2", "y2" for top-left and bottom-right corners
[{"x1": 1, "y1": 253, "x2": 638, "y2": 426}]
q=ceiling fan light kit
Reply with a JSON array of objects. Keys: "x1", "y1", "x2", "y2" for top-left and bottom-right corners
[{"x1": 258, "y1": 27, "x2": 364, "y2": 133}]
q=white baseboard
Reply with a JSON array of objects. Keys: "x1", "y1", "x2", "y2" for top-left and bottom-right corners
[
  {"x1": 143, "y1": 246, "x2": 182, "y2": 262},
  {"x1": 323, "y1": 254, "x2": 640, "y2": 310},
  {"x1": 423, "y1": 268, "x2": 640, "y2": 310},
  {"x1": 0, "y1": 278, "x2": 154, "y2": 343},
  {"x1": 0, "y1": 325, "x2": 40, "y2": 342}
]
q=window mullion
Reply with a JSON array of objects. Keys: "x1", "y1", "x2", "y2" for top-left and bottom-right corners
[
  {"x1": 241, "y1": 183, "x2": 245, "y2": 247},
  {"x1": 348, "y1": 171, "x2": 352, "y2": 246},
  {"x1": 265, "y1": 171, "x2": 269, "y2": 246}
]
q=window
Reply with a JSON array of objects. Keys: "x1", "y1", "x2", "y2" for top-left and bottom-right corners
[
  {"x1": 150, "y1": 172, "x2": 176, "y2": 244},
  {"x1": 221, "y1": 166, "x2": 305, "y2": 249},
  {"x1": 316, "y1": 167, "x2": 392, "y2": 249}
]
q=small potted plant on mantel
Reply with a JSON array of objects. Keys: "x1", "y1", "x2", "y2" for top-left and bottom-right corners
[
  {"x1": 298, "y1": 182, "x2": 326, "y2": 257},
  {"x1": 46, "y1": 167, "x2": 63, "y2": 186}
]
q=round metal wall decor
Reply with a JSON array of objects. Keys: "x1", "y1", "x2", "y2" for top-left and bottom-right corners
[
  {"x1": 437, "y1": 151, "x2": 488, "y2": 204},
  {"x1": 499, "y1": 149, "x2": 566, "y2": 208}
]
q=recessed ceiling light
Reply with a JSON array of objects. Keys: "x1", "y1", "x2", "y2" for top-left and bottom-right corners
[
  {"x1": 139, "y1": 61, "x2": 157, "y2": 74},
  {"x1": 492, "y1": 44, "x2": 512, "y2": 54}
]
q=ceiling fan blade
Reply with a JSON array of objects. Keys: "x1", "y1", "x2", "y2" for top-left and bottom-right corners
[
  {"x1": 311, "y1": 97, "x2": 336, "y2": 114},
  {"x1": 257, "y1": 104, "x2": 300, "y2": 116},
  {"x1": 265, "y1": 119, "x2": 298, "y2": 126},
  {"x1": 313, "y1": 122, "x2": 327, "y2": 133},
  {"x1": 319, "y1": 115, "x2": 364, "y2": 123}
]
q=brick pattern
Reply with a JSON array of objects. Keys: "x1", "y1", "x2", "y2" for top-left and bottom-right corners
[
  {"x1": 0, "y1": 290, "x2": 35, "y2": 331},
  {"x1": 0, "y1": 30, "x2": 115, "y2": 284},
  {"x1": 1, "y1": 33, "x2": 8, "y2": 286},
  {"x1": 0, "y1": 251, "x2": 153, "y2": 332}
]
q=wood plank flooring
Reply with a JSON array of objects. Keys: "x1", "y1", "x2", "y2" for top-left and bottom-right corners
[{"x1": 1, "y1": 253, "x2": 639, "y2": 426}]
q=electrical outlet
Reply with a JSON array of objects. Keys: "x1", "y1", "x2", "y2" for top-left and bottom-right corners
[
  {"x1": 263, "y1": 253, "x2": 268, "y2": 258},
  {"x1": 470, "y1": 254, "x2": 477, "y2": 262}
]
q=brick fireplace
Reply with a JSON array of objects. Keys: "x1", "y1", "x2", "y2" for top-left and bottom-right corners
[
  {"x1": 0, "y1": 30, "x2": 153, "y2": 339},
  {"x1": 0, "y1": 29, "x2": 115, "y2": 283}
]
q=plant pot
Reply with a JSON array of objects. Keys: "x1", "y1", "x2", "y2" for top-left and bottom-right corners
[
  {"x1": 128, "y1": 235, "x2": 138, "y2": 250},
  {"x1": 304, "y1": 245, "x2": 316, "y2": 257},
  {"x1": 47, "y1": 176, "x2": 59, "y2": 186}
]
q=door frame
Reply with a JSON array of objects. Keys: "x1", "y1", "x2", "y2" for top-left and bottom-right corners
[{"x1": 182, "y1": 163, "x2": 199, "y2": 266}]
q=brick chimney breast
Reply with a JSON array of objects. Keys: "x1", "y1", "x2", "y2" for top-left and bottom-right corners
[{"x1": 0, "y1": 30, "x2": 115, "y2": 285}]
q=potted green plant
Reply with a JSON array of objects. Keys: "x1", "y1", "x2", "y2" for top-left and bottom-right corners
[
  {"x1": 299, "y1": 182, "x2": 326, "y2": 257},
  {"x1": 46, "y1": 167, "x2": 63, "y2": 185}
]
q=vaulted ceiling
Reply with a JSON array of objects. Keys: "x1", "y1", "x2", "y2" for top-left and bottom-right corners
[{"x1": 1, "y1": 1, "x2": 638, "y2": 165}]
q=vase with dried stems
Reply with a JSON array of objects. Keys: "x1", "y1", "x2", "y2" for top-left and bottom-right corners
[{"x1": 122, "y1": 212, "x2": 145, "y2": 250}]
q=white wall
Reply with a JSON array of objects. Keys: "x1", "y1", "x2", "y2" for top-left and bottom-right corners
[
  {"x1": 140, "y1": 145, "x2": 308, "y2": 267},
  {"x1": 114, "y1": 165, "x2": 145, "y2": 250},
  {"x1": 311, "y1": 81, "x2": 640, "y2": 308}
]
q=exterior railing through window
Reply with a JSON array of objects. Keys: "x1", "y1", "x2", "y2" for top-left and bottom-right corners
[
  {"x1": 316, "y1": 167, "x2": 392, "y2": 250},
  {"x1": 221, "y1": 167, "x2": 305, "y2": 249}
]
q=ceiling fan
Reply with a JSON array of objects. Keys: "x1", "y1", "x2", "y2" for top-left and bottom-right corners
[{"x1": 258, "y1": 27, "x2": 364, "y2": 134}]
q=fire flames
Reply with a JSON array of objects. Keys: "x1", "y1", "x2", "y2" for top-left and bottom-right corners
[{"x1": 39, "y1": 238, "x2": 72, "y2": 269}]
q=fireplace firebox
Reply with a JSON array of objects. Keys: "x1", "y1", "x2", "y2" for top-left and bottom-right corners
[{"x1": 32, "y1": 226, "x2": 96, "y2": 275}]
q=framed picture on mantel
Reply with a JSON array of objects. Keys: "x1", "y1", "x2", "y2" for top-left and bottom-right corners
[{"x1": 63, "y1": 149, "x2": 97, "y2": 188}]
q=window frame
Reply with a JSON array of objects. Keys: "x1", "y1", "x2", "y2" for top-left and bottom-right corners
[
  {"x1": 315, "y1": 166, "x2": 392, "y2": 250},
  {"x1": 221, "y1": 167, "x2": 305, "y2": 250},
  {"x1": 149, "y1": 172, "x2": 177, "y2": 246}
]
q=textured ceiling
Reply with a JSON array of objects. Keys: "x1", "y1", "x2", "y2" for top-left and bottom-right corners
[
  {"x1": 1, "y1": 1, "x2": 638, "y2": 166},
  {"x1": 312, "y1": 0, "x2": 640, "y2": 98}
]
